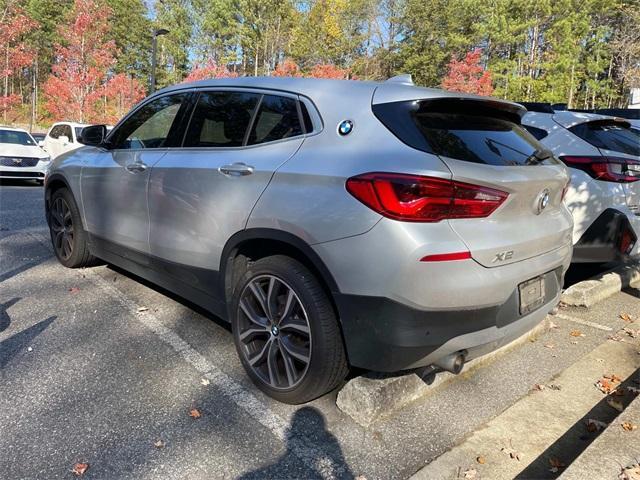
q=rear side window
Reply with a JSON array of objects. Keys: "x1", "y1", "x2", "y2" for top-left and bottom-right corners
[
  {"x1": 523, "y1": 125, "x2": 548, "y2": 140},
  {"x1": 184, "y1": 91, "x2": 261, "y2": 147},
  {"x1": 569, "y1": 121, "x2": 640, "y2": 156},
  {"x1": 248, "y1": 95, "x2": 303, "y2": 145},
  {"x1": 373, "y1": 100, "x2": 552, "y2": 166}
]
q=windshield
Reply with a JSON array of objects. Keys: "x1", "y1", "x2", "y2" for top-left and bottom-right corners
[
  {"x1": 570, "y1": 121, "x2": 640, "y2": 156},
  {"x1": 0, "y1": 129, "x2": 36, "y2": 146}
]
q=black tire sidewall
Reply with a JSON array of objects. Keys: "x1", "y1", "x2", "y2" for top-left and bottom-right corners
[
  {"x1": 48, "y1": 188, "x2": 90, "y2": 268},
  {"x1": 230, "y1": 255, "x2": 344, "y2": 404}
]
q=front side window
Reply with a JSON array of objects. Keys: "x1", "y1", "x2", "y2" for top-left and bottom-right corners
[
  {"x1": 0, "y1": 129, "x2": 36, "y2": 146},
  {"x1": 184, "y1": 91, "x2": 260, "y2": 148},
  {"x1": 247, "y1": 95, "x2": 303, "y2": 145},
  {"x1": 570, "y1": 121, "x2": 640, "y2": 156},
  {"x1": 63, "y1": 125, "x2": 73, "y2": 142},
  {"x1": 110, "y1": 94, "x2": 186, "y2": 149},
  {"x1": 49, "y1": 125, "x2": 62, "y2": 139}
]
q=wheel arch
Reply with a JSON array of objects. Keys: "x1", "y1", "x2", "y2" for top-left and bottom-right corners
[
  {"x1": 44, "y1": 173, "x2": 87, "y2": 230},
  {"x1": 220, "y1": 228, "x2": 341, "y2": 315}
]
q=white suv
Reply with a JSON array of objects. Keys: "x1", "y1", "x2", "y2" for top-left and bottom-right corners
[
  {"x1": 522, "y1": 105, "x2": 639, "y2": 263},
  {"x1": 0, "y1": 126, "x2": 50, "y2": 183},
  {"x1": 43, "y1": 122, "x2": 89, "y2": 159}
]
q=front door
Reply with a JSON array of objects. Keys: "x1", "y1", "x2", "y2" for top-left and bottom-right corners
[
  {"x1": 81, "y1": 92, "x2": 190, "y2": 258},
  {"x1": 148, "y1": 90, "x2": 307, "y2": 294}
]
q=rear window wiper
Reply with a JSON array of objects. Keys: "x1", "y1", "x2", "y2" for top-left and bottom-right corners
[{"x1": 524, "y1": 149, "x2": 553, "y2": 165}]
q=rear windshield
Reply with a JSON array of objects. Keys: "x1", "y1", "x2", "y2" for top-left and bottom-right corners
[
  {"x1": 569, "y1": 121, "x2": 640, "y2": 156},
  {"x1": 373, "y1": 100, "x2": 554, "y2": 166}
]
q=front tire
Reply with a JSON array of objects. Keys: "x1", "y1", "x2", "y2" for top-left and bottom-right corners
[
  {"x1": 231, "y1": 255, "x2": 348, "y2": 404},
  {"x1": 48, "y1": 188, "x2": 97, "y2": 268}
]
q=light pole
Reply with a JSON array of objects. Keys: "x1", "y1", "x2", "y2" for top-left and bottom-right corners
[{"x1": 150, "y1": 28, "x2": 169, "y2": 94}]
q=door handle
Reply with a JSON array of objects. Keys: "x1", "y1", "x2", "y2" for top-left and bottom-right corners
[
  {"x1": 219, "y1": 163, "x2": 254, "y2": 176},
  {"x1": 125, "y1": 162, "x2": 147, "y2": 173}
]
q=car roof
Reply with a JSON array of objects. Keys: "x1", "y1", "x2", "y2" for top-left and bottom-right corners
[
  {"x1": 152, "y1": 76, "x2": 525, "y2": 115},
  {"x1": 523, "y1": 110, "x2": 631, "y2": 129},
  {"x1": 0, "y1": 126, "x2": 30, "y2": 134},
  {"x1": 50, "y1": 122, "x2": 89, "y2": 128}
]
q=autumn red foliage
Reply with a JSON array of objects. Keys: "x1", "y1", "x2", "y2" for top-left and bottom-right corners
[
  {"x1": 102, "y1": 73, "x2": 146, "y2": 124},
  {"x1": 441, "y1": 49, "x2": 494, "y2": 96},
  {"x1": 307, "y1": 64, "x2": 350, "y2": 79},
  {"x1": 183, "y1": 60, "x2": 239, "y2": 82},
  {"x1": 272, "y1": 59, "x2": 303, "y2": 77},
  {"x1": 0, "y1": 4, "x2": 38, "y2": 121},
  {"x1": 43, "y1": 0, "x2": 118, "y2": 123}
]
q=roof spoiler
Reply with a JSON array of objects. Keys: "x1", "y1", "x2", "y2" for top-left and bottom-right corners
[{"x1": 517, "y1": 102, "x2": 555, "y2": 114}]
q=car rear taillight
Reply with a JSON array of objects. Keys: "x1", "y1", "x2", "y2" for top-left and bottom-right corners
[
  {"x1": 560, "y1": 156, "x2": 640, "y2": 183},
  {"x1": 619, "y1": 226, "x2": 637, "y2": 255},
  {"x1": 346, "y1": 173, "x2": 508, "y2": 222}
]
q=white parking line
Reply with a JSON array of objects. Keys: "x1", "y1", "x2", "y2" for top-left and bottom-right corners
[
  {"x1": 555, "y1": 313, "x2": 613, "y2": 331},
  {"x1": 26, "y1": 231, "x2": 345, "y2": 479}
]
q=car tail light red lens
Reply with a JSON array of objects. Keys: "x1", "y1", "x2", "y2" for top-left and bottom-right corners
[
  {"x1": 345, "y1": 173, "x2": 508, "y2": 222},
  {"x1": 619, "y1": 227, "x2": 637, "y2": 255},
  {"x1": 560, "y1": 156, "x2": 640, "y2": 183}
]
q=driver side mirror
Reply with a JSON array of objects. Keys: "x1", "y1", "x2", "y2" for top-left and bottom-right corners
[{"x1": 78, "y1": 125, "x2": 107, "y2": 146}]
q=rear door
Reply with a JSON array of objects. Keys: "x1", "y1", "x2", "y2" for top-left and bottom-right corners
[
  {"x1": 147, "y1": 90, "x2": 306, "y2": 292},
  {"x1": 373, "y1": 98, "x2": 573, "y2": 267}
]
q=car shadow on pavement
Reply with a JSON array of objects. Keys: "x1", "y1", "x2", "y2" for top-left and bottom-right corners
[
  {"x1": 0, "y1": 315, "x2": 56, "y2": 369},
  {"x1": 0, "y1": 297, "x2": 20, "y2": 332},
  {"x1": 515, "y1": 367, "x2": 640, "y2": 480},
  {"x1": 238, "y1": 406, "x2": 355, "y2": 480}
]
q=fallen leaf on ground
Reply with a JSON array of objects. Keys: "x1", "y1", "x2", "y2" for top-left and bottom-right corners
[
  {"x1": 533, "y1": 383, "x2": 546, "y2": 391},
  {"x1": 189, "y1": 408, "x2": 202, "y2": 419},
  {"x1": 549, "y1": 457, "x2": 566, "y2": 473},
  {"x1": 72, "y1": 463, "x2": 89, "y2": 476},
  {"x1": 548, "y1": 384, "x2": 562, "y2": 391},
  {"x1": 462, "y1": 468, "x2": 477, "y2": 479},
  {"x1": 570, "y1": 329, "x2": 585, "y2": 337},
  {"x1": 69, "y1": 287, "x2": 80, "y2": 294},
  {"x1": 154, "y1": 439, "x2": 165, "y2": 448},
  {"x1": 619, "y1": 464, "x2": 640, "y2": 480},
  {"x1": 608, "y1": 334, "x2": 623, "y2": 342},
  {"x1": 476, "y1": 455, "x2": 486, "y2": 464},
  {"x1": 604, "y1": 374, "x2": 622, "y2": 383},
  {"x1": 544, "y1": 343, "x2": 555, "y2": 349},
  {"x1": 622, "y1": 422, "x2": 637, "y2": 432},
  {"x1": 607, "y1": 398, "x2": 624, "y2": 412},
  {"x1": 501, "y1": 447, "x2": 520, "y2": 461},
  {"x1": 596, "y1": 378, "x2": 614, "y2": 394},
  {"x1": 623, "y1": 327, "x2": 639, "y2": 339},
  {"x1": 136, "y1": 306, "x2": 149, "y2": 313},
  {"x1": 549, "y1": 320, "x2": 559, "y2": 329},
  {"x1": 586, "y1": 418, "x2": 608, "y2": 432},
  {"x1": 355, "y1": 476, "x2": 368, "y2": 480},
  {"x1": 200, "y1": 378, "x2": 210, "y2": 386},
  {"x1": 620, "y1": 313, "x2": 634, "y2": 323}
]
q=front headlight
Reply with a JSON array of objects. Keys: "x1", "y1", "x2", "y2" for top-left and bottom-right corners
[{"x1": 41, "y1": 156, "x2": 51, "y2": 162}]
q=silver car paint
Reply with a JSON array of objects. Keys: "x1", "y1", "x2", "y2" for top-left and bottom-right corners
[{"x1": 47, "y1": 76, "x2": 574, "y2": 333}]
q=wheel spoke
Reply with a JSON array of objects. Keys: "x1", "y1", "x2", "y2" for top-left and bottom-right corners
[
  {"x1": 239, "y1": 297, "x2": 268, "y2": 328},
  {"x1": 248, "y1": 339, "x2": 271, "y2": 367},
  {"x1": 266, "y1": 277, "x2": 278, "y2": 321},
  {"x1": 266, "y1": 340, "x2": 280, "y2": 386},
  {"x1": 53, "y1": 230, "x2": 64, "y2": 249},
  {"x1": 278, "y1": 341, "x2": 296, "y2": 387},
  {"x1": 279, "y1": 336, "x2": 310, "y2": 364},
  {"x1": 279, "y1": 316, "x2": 310, "y2": 335},
  {"x1": 239, "y1": 326, "x2": 268, "y2": 342},
  {"x1": 248, "y1": 282, "x2": 269, "y2": 319},
  {"x1": 63, "y1": 234, "x2": 72, "y2": 258},
  {"x1": 278, "y1": 289, "x2": 296, "y2": 324}
]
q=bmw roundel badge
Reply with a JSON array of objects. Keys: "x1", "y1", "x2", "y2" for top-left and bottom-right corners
[{"x1": 338, "y1": 120, "x2": 354, "y2": 136}]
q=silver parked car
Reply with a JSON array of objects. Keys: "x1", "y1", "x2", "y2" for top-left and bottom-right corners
[{"x1": 44, "y1": 76, "x2": 574, "y2": 403}]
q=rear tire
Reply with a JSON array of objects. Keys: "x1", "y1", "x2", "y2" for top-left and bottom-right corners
[
  {"x1": 48, "y1": 188, "x2": 97, "y2": 268},
  {"x1": 230, "y1": 255, "x2": 348, "y2": 404}
]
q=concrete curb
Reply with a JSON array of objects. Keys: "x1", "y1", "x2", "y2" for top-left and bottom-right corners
[
  {"x1": 561, "y1": 261, "x2": 640, "y2": 308},
  {"x1": 336, "y1": 316, "x2": 551, "y2": 427},
  {"x1": 559, "y1": 386, "x2": 640, "y2": 480}
]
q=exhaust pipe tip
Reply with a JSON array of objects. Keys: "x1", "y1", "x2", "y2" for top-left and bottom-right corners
[{"x1": 434, "y1": 352, "x2": 466, "y2": 375}]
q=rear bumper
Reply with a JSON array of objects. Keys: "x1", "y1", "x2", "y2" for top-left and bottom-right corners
[
  {"x1": 572, "y1": 208, "x2": 639, "y2": 263},
  {"x1": 334, "y1": 267, "x2": 563, "y2": 371}
]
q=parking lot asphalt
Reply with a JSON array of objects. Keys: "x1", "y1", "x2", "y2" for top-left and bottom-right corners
[{"x1": 2, "y1": 180, "x2": 639, "y2": 479}]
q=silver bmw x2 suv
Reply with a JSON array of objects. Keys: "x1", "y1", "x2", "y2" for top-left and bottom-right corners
[{"x1": 45, "y1": 76, "x2": 574, "y2": 403}]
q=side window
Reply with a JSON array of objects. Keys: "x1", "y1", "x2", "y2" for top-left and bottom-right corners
[
  {"x1": 49, "y1": 126, "x2": 61, "y2": 139},
  {"x1": 248, "y1": 95, "x2": 303, "y2": 145},
  {"x1": 110, "y1": 94, "x2": 186, "y2": 149},
  {"x1": 184, "y1": 91, "x2": 260, "y2": 147},
  {"x1": 63, "y1": 125, "x2": 73, "y2": 142},
  {"x1": 523, "y1": 125, "x2": 548, "y2": 141}
]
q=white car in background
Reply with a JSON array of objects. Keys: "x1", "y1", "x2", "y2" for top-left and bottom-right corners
[
  {"x1": 42, "y1": 122, "x2": 89, "y2": 159},
  {"x1": 522, "y1": 105, "x2": 640, "y2": 263},
  {"x1": 0, "y1": 126, "x2": 51, "y2": 184}
]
